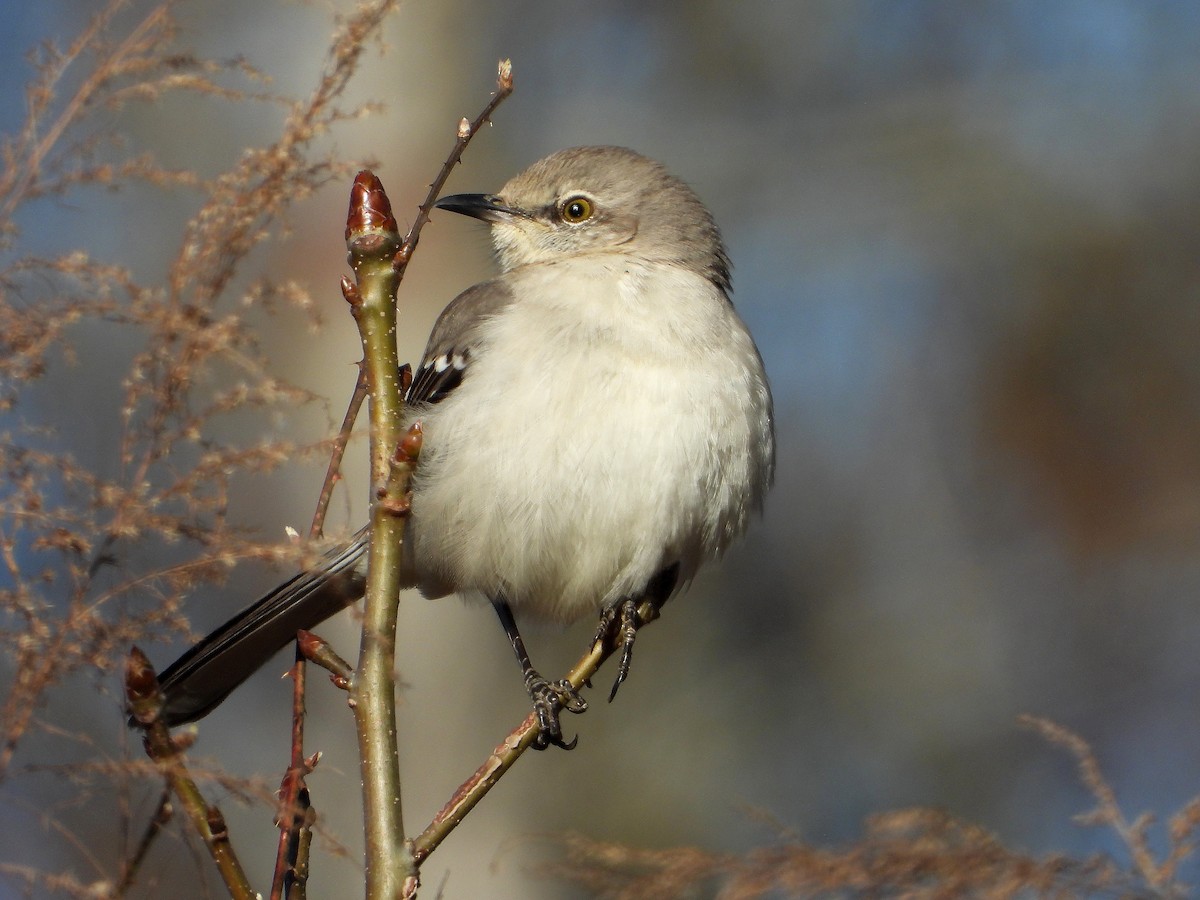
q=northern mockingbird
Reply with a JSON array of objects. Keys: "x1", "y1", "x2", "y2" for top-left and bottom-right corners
[{"x1": 153, "y1": 146, "x2": 775, "y2": 748}]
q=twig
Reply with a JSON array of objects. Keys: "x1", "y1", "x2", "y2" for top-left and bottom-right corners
[
  {"x1": 298, "y1": 628, "x2": 355, "y2": 689},
  {"x1": 392, "y1": 58, "x2": 514, "y2": 275},
  {"x1": 116, "y1": 787, "x2": 172, "y2": 895},
  {"x1": 270, "y1": 358, "x2": 366, "y2": 899},
  {"x1": 271, "y1": 645, "x2": 317, "y2": 900},
  {"x1": 309, "y1": 362, "x2": 369, "y2": 540},
  {"x1": 345, "y1": 166, "x2": 414, "y2": 899},
  {"x1": 270, "y1": 207, "x2": 374, "y2": 900},
  {"x1": 345, "y1": 61, "x2": 513, "y2": 897},
  {"x1": 126, "y1": 648, "x2": 255, "y2": 898}
]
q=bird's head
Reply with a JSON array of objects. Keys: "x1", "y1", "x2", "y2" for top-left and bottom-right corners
[{"x1": 435, "y1": 146, "x2": 730, "y2": 291}]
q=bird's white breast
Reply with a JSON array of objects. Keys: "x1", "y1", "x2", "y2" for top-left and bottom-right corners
[{"x1": 406, "y1": 257, "x2": 773, "y2": 622}]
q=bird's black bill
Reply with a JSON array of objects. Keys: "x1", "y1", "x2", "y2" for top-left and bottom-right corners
[{"x1": 434, "y1": 193, "x2": 527, "y2": 223}]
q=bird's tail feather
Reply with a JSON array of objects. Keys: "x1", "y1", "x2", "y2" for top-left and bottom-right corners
[{"x1": 154, "y1": 529, "x2": 370, "y2": 726}]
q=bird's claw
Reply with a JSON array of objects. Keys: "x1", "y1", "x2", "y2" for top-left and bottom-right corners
[
  {"x1": 593, "y1": 597, "x2": 641, "y2": 702},
  {"x1": 526, "y1": 672, "x2": 587, "y2": 751}
]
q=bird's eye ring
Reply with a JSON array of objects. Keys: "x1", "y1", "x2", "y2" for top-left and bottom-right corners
[{"x1": 560, "y1": 195, "x2": 594, "y2": 224}]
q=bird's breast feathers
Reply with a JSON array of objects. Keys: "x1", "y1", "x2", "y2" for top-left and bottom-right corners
[{"x1": 405, "y1": 259, "x2": 772, "y2": 621}]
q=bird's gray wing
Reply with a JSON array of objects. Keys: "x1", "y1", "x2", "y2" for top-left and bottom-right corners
[{"x1": 407, "y1": 279, "x2": 515, "y2": 406}]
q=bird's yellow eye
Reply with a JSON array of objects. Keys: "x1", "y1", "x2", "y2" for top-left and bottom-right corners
[{"x1": 560, "y1": 195, "x2": 594, "y2": 224}]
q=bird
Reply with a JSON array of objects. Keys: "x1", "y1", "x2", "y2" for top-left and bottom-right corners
[{"x1": 151, "y1": 146, "x2": 775, "y2": 749}]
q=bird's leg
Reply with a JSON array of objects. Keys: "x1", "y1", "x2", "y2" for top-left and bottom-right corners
[
  {"x1": 593, "y1": 563, "x2": 680, "y2": 702},
  {"x1": 491, "y1": 596, "x2": 587, "y2": 750}
]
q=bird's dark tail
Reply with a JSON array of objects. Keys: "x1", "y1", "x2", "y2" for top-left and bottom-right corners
[{"x1": 151, "y1": 531, "x2": 369, "y2": 727}]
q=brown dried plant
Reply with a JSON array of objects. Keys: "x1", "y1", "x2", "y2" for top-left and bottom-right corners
[
  {"x1": 534, "y1": 718, "x2": 1200, "y2": 899},
  {"x1": 0, "y1": 0, "x2": 397, "y2": 893}
]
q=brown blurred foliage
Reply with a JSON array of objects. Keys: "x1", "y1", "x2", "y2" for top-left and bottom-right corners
[
  {"x1": 538, "y1": 719, "x2": 1200, "y2": 898},
  {"x1": 0, "y1": 1, "x2": 393, "y2": 893}
]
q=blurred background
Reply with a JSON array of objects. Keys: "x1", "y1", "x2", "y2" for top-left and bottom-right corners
[{"x1": 4, "y1": 1, "x2": 1200, "y2": 896}]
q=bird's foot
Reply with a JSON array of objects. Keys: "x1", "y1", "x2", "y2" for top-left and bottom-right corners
[
  {"x1": 525, "y1": 670, "x2": 588, "y2": 751},
  {"x1": 593, "y1": 597, "x2": 642, "y2": 702}
]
